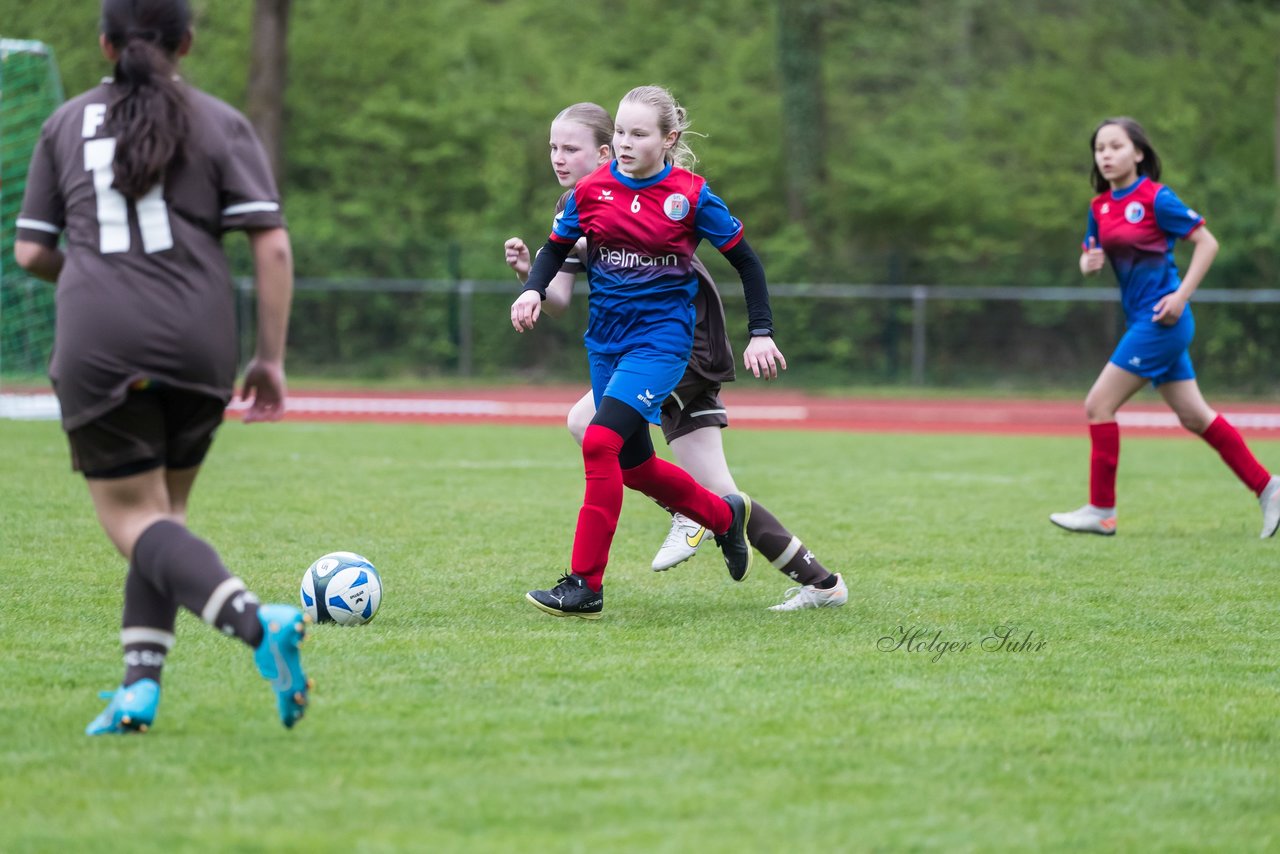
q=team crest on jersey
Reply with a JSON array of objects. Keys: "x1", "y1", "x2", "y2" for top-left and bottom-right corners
[
  {"x1": 663, "y1": 193, "x2": 690, "y2": 221},
  {"x1": 1124, "y1": 202, "x2": 1145, "y2": 223}
]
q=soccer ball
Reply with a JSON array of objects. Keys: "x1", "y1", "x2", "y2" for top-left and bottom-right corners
[{"x1": 300, "y1": 551, "x2": 382, "y2": 626}]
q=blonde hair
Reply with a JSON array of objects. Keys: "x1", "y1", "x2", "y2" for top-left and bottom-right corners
[
  {"x1": 554, "y1": 102, "x2": 614, "y2": 153},
  {"x1": 619, "y1": 85, "x2": 701, "y2": 171}
]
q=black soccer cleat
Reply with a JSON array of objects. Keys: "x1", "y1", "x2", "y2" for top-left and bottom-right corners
[
  {"x1": 715, "y1": 492, "x2": 753, "y2": 582},
  {"x1": 526, "y1": 573, "x2": 603, "y2": 620}
]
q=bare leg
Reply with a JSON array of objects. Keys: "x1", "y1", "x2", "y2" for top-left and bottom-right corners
[
  {"x1": 1084, "y1": 362, "x2": 1148, "y2": 423},
  {"x1": 668, "y1": 427, "x2": 737, "y2": 495},
  {"x1": 164, "y1": 466, "x2": 200, "y2": 526},
  {"x1": 86, "y1": 468, "x2": 187, "y2": 560},
  {"x1": 566, "y1": 390, "x2": 595, "y2": 447},
  {"x1": 1155, "y1": 378, "x2": 1216, "y2": 434}
]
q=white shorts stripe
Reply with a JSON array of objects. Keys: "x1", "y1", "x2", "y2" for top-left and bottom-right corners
[
  {"x1": 688, "y1": 408, "x2": 727, "y2": 419},
  {"x1": 222, "y1": 201, "x2": 280, "y2": 216},
  {"x1": 16, "y1": 217, "x2": 61, "y2": 235},
  {"x1": 770, "y1": 536, "x2": 802, "y2": 570},
  {"x1": 201, "y1": 577, "x2": 246, "y2": 625},
  {"x1": 120, "y1": 627, "x2": 176, "y2": 649},
  {"x1": 668, "y1": 391, "x2": 685, "y2": 411}
]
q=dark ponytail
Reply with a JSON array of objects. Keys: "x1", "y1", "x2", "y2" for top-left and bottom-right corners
[{"x1": 100, "y1": 0, "x2": 192, "y2": 200}]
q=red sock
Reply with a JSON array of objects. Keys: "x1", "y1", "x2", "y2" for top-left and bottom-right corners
[
  {"x1": 620, "y1": 455, "x2": 732, "y2": 533},
  {"x1": 571, "y1": 425, "x2": 625, "y2": 591},
  {"x1": 1089, "y1": 422, "x2": 1119, "y2": 508},
  {"x1": 1201, "y1": 415, "x2": 1271, "y2": 495}
]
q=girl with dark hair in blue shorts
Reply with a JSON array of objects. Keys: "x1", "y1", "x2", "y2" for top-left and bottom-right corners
[{"x1": 1050, "y1": 117, "x2": 1279, "y2": 539}]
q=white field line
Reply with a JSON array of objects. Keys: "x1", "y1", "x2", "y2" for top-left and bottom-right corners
[
  {"x1": 1115, "y1": 411, "x2": 1280, "y2": 429},
  {"x1": 0, "y1": 394, "x2": 60, "y2": 420},
  {"x1": 0, "y1": 393, "x2": 809, "y2": 423},
  {"x1": 224, "y1": 397, "x2": 808, "y2": 421},
  {"x1": 6, "y1": 393, "x2": 1280, "y2": 429}
]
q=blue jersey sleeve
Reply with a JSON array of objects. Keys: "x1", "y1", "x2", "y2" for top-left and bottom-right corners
[
  {"x1": 1083, "y1": 209, "x2": 1099, "y2": 250},
  {"x1": 550, "y1": 191, "x2": 583, "y2": 243},
  {"x1": 1153, "y1": 186, "x2": 1204, "y2": 239},
  {"x1": 694, "y1": 185, "x2": 744, "y2": 250}
]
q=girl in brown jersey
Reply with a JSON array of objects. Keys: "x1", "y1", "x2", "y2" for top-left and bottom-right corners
[
  {"x1": 14, "y1": 0, "x2": 310, "y2": 734},
  {"x1": 504, "y1": 100, "x2": 848, "y2": 611}
]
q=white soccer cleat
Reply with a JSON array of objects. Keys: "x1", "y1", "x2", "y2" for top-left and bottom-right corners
[
  {"x1": 1260, "y1": 475, "x2": 1280, "y2": 539},
  {"x1": 768, "y1": 573, "x2": 848, "y2": 611},
  {"x1": 1049, "y1": 504, "x2": 1117, "y2": 536},
  {"x1": 651, "y1": 513, "x2": 707, "y2": 571}
]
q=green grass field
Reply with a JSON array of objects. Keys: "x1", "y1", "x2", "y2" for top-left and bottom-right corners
[{"x1": 1, "y1": 419, "x2": 1277, "y2": 852}]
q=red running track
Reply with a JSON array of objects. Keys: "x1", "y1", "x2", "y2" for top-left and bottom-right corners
[
  {"x1": 214, "y1": 386, "x2": 1280, "y2": 438},
  {"x1": 7, "y1": 386, "x2": 1278, "y2": 436}
]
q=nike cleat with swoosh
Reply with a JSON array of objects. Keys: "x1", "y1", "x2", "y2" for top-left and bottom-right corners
[
  {"x1": 253, "y1": 604, "x2": 311, "y2": 728},
  {"x1": 526, "y1": 572, "x2": 603, "y2": 620},
  {"x1": 715, "y1": 492, "x2": 753, "y2": 581},
  {"x1": 85, "y1": 678, "x2": 160, "y2": 735},
  {"x1": 651, "y1": 512, "x2": 707, "y2": 571}
]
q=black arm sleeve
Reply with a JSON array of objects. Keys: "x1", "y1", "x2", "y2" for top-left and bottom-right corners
[
  {"x1": 522, "y1": 238, "x2": 575, "y2": 299},
  {"x1": 721, "y1": 237, "x2": 773, "y2": 336}
]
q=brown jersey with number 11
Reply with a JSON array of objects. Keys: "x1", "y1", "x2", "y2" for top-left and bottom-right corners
[{"x1": 16, "y1": 79, "x2": 285, "y2": 430}]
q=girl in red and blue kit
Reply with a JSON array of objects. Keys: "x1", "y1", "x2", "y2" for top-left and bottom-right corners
[
  {"x1": 1050, "y1": 117, "x2": 1280, "y2": 539},
  {"x1": 511, "y1": 85, "x2": 786, "y2": 618}
]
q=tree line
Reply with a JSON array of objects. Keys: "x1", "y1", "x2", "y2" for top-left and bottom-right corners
[{"x1": 5, "y1": 0, "x2": 1279, "y2": 387}]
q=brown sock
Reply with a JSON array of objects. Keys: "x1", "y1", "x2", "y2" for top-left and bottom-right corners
[
  {"x1": 132, "y1": 520, "x2": 263, "y2": 648},
  {"x1": 746, "y1": 501, "x2": 831, "y2": 586},
  {"x1": 119, "y1": 564, "x2": 178, "y2": 685}
]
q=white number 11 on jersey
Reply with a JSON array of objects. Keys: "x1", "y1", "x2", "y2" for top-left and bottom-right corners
[{"x1": 83, "y1": 137, "x2": 174, "y2": 254}]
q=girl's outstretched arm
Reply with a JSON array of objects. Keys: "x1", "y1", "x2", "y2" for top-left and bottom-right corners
[{"x1": 722, "y1": 238, "x2": 786, "y2": 379}]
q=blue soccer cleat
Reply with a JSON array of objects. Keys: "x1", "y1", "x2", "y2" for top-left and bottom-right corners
[
  {"x1": 85, "y1": 678, "x2": 161, "y2": 736},
  {"x1": 253, "y1": 604, "x2": 312, "y2": 729}
]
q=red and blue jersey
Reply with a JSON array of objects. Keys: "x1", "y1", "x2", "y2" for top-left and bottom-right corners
[
  {"x1": 550, "y1": 161, "x2": 744, "y2": 356},
  {"x1": 1084, "y1": 176, "x2": 1205, "y2": 322}
]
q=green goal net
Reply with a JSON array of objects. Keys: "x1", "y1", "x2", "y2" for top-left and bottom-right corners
[{"x1": 1, "y1": 38, "x2": 63, "y2": 402}]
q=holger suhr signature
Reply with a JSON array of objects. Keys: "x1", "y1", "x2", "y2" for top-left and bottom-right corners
[{"x1": 877, "y1": 625, "x2": 1047, "y2": 663}]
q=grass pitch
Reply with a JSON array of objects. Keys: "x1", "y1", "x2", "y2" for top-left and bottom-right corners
[{"x1": 1, "y1": 419, "x2": 1277, "y2": 852}]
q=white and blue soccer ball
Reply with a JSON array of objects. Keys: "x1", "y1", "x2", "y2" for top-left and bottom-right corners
[{"x1": 300, "y1": 551, "x2": 382, "y2": 626}]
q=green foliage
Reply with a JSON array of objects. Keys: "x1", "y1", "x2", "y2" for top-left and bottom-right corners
[
  {"x1": 3, "y1": 419, "x2": 1280, "y2": 849},
  {"x1": 2, "y1": 0, "x2": 1278, "y2": 387}
]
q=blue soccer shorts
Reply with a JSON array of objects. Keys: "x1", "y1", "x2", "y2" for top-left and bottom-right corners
[
  {"x1": 1108, "y1": 307, "x2": 1196, "y2": 387},
  {"x1": 588, "y1": 348, "x2": 690, "y2": 426}
]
